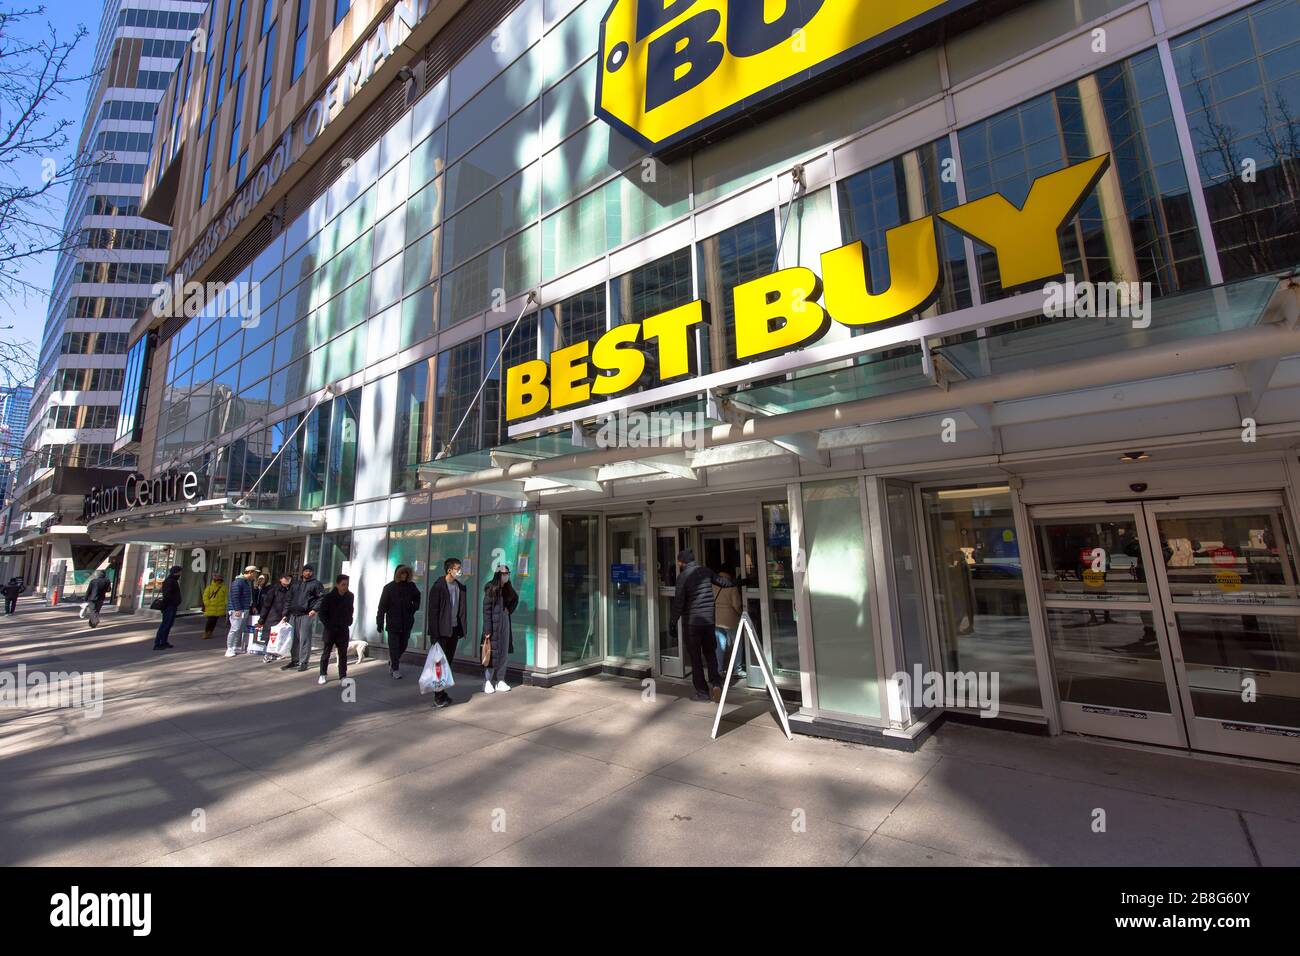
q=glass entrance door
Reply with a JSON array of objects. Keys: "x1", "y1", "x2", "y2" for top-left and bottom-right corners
[
  {"x1": 1032, "y1": 505, "x2": 1188, "y2": 748},
  {"x1": 1144, "y1": 495, "x2": 1300, "y2": 762},
  {"x1": 1033, "y1": 495, "x2": 1300, "y2": 762},
  {"x1": 655, "y1": 528, "x2": 686, "y2": 678}
]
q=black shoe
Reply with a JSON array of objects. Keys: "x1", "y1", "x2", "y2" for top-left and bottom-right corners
[
  {"x1": 297, "y1": 663, "x2": 310, "y2": 671},
  {"x1": 690, "y1": 691, "x2": 710, "y2": 702},
  {"x1": 152, "y1": 645, "x2": 166, "y2": 651},
  {"x1": 433, "y1": 693, "x2": 449, "y2": 708},
  {"x1": 280, "y1": 661, "x2": 296, "y2": 670},
  {"x1": 163, "y1": 643, "x2": 174, "y2": 648}
]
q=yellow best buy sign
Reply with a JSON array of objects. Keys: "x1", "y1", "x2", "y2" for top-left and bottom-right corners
[
  {"x1": 505, "y1": 155, "x2": 1110, "y2": 424},
  {"x1": 596, "y1": 0, "x2": 982, "y2": 152}
]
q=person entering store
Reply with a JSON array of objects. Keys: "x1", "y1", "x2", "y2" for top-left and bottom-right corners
[
  {"x1": 669, "y1": 550, "x2": 738, "y2": 702},
  {"x1": 712, "y1": 568, "x2": 745, "y2": 682}
]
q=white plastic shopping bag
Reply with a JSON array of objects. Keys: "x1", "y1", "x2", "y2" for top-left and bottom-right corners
[
  {"x1": 269, "y1": 621, "x2": 294, "y2": 657},
  {"x1": 418, "y1": 643, "x2": 456, "y2": 695},
  {"x1": 78, "y1": 602, "x2": 89, "y2": 620}
]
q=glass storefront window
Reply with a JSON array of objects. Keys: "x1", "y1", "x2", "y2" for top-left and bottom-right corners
[
  {"x1": 1034, "y1": 516, "x2": 1150, "y2": 600},
  {"x1": 922, "y1": 485, "x2": 1041, "y2": 707},
  {"x1": 761, "y1": 501, "x2": 799, "y2": 675},
  {"x1": 1171, "y1": 0, "x2": 1300, "y2": 279},
  {"x1": 428, "y1": 519, "x2": 478, "y2": 642},
  {"x1": 560, "y1": 513, "x2": 600, "y2": 664},
  {"x1": 482, "y1": 313, "x2": 540, "y2": 449},
  {"x1": 802, "y1": 479, "x2": 879, "y2": 719},
  {"x1": 477, "y1": 512, "x2": 537, "y2": 665},
  {"x1": 326, "y1": 387, "x2": 360, "y2": 506},
  {"x1": 1045, "y1": 608, "x2": 1170, "y2": 711},
  {"x1": 393, "y1": 358, "x2": 436, "y2": 493},
  {"x1": 1155, "y1": 507, "x2": 1300, "y2": 606},
  {"x1": 387, "y1": 522, "x2": 430, "y2": 648},
  {"x1": 696, "y1": 212, "x2": 777, "y2": 373},
  {"x1": 435, "y1": 337, "x2": 483, "y2": 457},
  {"x1": 837, "y1": 137, "x2": 971, "y2": 318},
  {"x1": 606, "y1": 514, "x2": 648, "y2": 661},
  {"x1": 957, "y1": 47, "x2": 1208, "y2": 303}
]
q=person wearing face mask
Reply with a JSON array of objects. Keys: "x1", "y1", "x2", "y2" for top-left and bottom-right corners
[
  {"x1": 481, "y1": 565, "x2": 518, "y2": 694},
  {"x1": 427, "y1": 557, "x2": 467, "y2": 707}
]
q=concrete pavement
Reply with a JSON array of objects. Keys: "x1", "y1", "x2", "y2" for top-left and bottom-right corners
[{"x1": 1, "y1": 598, "x2": 1297, "y2": 866}]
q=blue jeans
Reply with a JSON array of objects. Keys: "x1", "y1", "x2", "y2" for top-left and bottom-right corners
[
  {"x1": 715, "y1": 626, "x2": 744, "y2": 676},
  {"x1": 154, "y1": 606, "x2": 177, "y2": 647}
]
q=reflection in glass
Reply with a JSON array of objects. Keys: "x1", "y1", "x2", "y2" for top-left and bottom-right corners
[
  {"x1": 1034, "y1": 516, "x2": 1149, "y2": 599},
  {"x1": 762, "y1": 501, "x2": 799, "y2": 675},
  {"x1": 1175, "y1": 612, "x2": 1300, "y2": 727},
  {"x1": 606, "y1": 514, "x2": 648, "y2": 660},
  {"x1": 561, "y1": 514, "x2": 600, "y2": 664},
  {"x1": 1046, "y1": 608, "x2": 1170, "y2": 712},
  {"x1": 922, "y1": 486, "x2": 1040, "y2": 707},
  {"x1": 1156, "y1": 508, "x2": 1300, "y2": 606}
]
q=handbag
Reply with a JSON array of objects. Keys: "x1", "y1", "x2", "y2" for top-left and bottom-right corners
[
  {"x1": 480, "y1": 632, "x2": 492, "y2": 667},
  {"x1": 150, "y1": 597, "x2": 165, "y2": 610}
]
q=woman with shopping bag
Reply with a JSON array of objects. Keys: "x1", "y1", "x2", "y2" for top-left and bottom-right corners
[{"x1": 480, "y1": 565, "x2": 518, "y2": 695}]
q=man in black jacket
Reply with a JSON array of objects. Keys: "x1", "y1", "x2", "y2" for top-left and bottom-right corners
[
  {"x1": 282, "y1": 564, "x2": 325, "y2": 671},
  {"x1": 3, "y1": 577, "x2": 25, "y2": 615},
  {"x1": 84, "y1": 571, "x2": 112, "y2": 627},
  {"x1": 377, "y1": 564, "x2": 421, "y2": 679},
  {"x1": 669, "y1": 549, "x2": 737, "y2": 702},
  {"x1": 426, "y1": 557, "x2": 467, "y2": 707},
  {"x1": 260, "y1": 573, "x2": 292, "y2": 662},
  {"x1": 152, "y1": 565, "x2": 183, "y2": 650},
  {"x1": 317, "y1": 574, "x2": 354, "y2": 684}
]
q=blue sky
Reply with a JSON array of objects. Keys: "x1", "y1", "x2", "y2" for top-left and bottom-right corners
[{"x1": 0, "y1": 1, "x2": 103, "y2": 356}]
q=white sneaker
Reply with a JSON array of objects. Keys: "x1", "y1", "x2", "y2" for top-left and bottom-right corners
[
  {"x1": 317, "y1": 675, "x2": 327, "y2": 685},
  {"x1": 391, "y1": 669, "x2": 402, "y2": 679},
  {"x1": 495, "y1": 681, "x2": 511, "y2": 693},
  {"x1": 483, "y1": 680, "x2": 495, "y2": 694},
  {"x1": 224, "y1": 649, "x2": 237, "y2": 657}
]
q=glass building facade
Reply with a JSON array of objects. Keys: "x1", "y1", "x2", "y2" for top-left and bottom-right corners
[{"x1": 104, "y1": 0, "x2": 1300, "y2": 764}]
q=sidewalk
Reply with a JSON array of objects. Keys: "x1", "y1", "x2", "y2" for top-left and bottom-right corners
[{"x1": 1, "y1": 597, "x2": 1297, "y2": 866}]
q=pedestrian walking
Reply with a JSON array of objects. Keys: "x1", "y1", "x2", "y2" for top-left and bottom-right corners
[
  {"x1": 152, "y1": 565, "x2": 183, "y2": 650},
  {"x1": 712, "y1": 568, "x2": 746, "y2": 680},
  {"x1": 260, "y1": 572, "x2": 292, "y2": 663},
  {"x1": 426, "y1": 557, "x2": 467, "y2": 707},
  {"x1": 668, "y1": 549, "x2": 738, "y2": 702},
  {"x1": 376, "y1": 564, "x2": 421, "y2": 679},
  {"x1": 84, "y1": 571, "x2": 112, "y2": 627},
  {"x1": 3, "y1": 576, "x2": 25, "y2": 614},
  {"x1": 317, "y1": 574, "x2": 354, "y2": 684},
  {"x1": 480, "y1": 565, "x2": 518, "y2": 694},
  {"x1": 282, "y1": 564, "x2": 324, "y2": 671},
  {"x1": 201, "y1": 574, "x2": 228, "y2": 639},
  {"x1": 225, "y1": 565, "x2": 257, "y2": 657}
]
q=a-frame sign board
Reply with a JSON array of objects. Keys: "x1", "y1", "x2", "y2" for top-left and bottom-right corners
[{"x1": 710, "y1": 611, "x2": 793, "y2": 741}]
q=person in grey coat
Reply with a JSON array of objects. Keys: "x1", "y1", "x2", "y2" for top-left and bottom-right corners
[{"x1": 480, "y1": 565, "x2": 518, "y2": 694}]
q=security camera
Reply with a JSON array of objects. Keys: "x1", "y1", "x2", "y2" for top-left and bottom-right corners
[
  {"x1": 646, "y1": 500, "x2": 655, "y2": 506},
  {"x1": 695, "y1": 514, "x2": 703, "y2": 523},
  {"x1": 1130, "y1": 483, "x2": 1148, "y2": 493}
]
